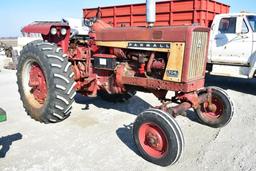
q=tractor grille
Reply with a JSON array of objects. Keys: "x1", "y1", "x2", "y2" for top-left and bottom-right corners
[{"x1": 188, "y1": 31, "x2": 208, "y2": 80}]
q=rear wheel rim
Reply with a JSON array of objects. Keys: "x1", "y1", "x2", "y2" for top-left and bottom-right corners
[
  {"x1": 22, "y1": 59, "x2": 47, "y2": 107},
  {"x1": 138, "y1": 122, "x2": 168, "y2": 158}
]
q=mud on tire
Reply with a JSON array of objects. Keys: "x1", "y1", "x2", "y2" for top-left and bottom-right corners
[{"x1": 17, "y1": 40, "x2": 76, "y2": 123}]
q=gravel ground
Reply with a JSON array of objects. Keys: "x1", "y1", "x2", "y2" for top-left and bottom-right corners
[{"x1": 0, "y1": 69, "x2": 256, "y2": 171}]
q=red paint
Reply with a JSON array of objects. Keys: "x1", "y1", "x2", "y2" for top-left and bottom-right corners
[
  {"x1": 73, "y1": 64, "x2": 81, "y2": 81},
  {"x1": 147, "y1": 53, "x2": 155, "y2": 73},
  {"x1": 200, "y1": 96, "x2": 224, "y2": 120},
  {"x1": 177, "y1": 92, "x2": 199, "y2": 108},
  {"x1": 22, "y1": 22, "x2": 71, "y2": 53},
  {"x1": 42, "y1": 27, "x2": 70, "y2": 53},
  {"x1": 91, "y1": 19, "x2": 112, "y2": 32},
  {"x1": 95, "y1": 26, "x2": 200, "y2": 42},
  {"x1": 95, "y1": 25, "x2": 209, "y2": 83},
  {"x1": 29, "y1": 63, "x2": 47, "y2": 104},
  {"x1": 120, "y1": 76, "x2": 205, "y2": 93},
  {"x1": 22, "y1": 22, "x2": 59, "y2": 35},
  {"x1": 138, "y1": 64, "x2": 146, "y2": 75},
  {"x1": 151, "y1": 59, "x2": 165, "y2": 70},
  {"x1": 83, "y1": 0, "x2": 230, "y2": 28},
  {"x1": 138, "y1": 122, "x2": 168, "y2": 158},
  {"x1": 93, "y1": 54, "x2": 116, "y2": 59},
  {"x1": 171, "y1": 91, "x2": 209, "y2": 116}
]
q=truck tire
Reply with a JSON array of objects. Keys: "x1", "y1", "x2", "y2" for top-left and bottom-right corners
[
  {"x1": 98, "y1": 90, "x2": 136, "y2": 103},
  {"x1": 133, "y1": 108, "x2": 184, "y2": 166},
  {"x1": 195, "y1": 87, "x2": 234, "y2": 128},
  {"x1": 17, "y1": 40, "x2": 76, "y2": 123}
]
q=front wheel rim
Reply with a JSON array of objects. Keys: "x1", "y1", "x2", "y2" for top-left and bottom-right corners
[{"x1": 138, "y1": 122, "x2": 168, "y2": 158}]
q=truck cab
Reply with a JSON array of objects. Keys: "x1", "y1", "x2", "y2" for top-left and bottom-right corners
[{"x1": 208, "y1": 13, "x2": 256, "y2": 78}]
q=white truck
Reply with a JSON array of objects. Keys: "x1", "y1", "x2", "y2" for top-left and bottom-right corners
[{"x1": 208, "y1": 13, "x2": 256, "y2": 79}]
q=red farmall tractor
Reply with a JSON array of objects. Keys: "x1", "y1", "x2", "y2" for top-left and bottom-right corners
[{"x1": 17, "y1": 0, "x2": 234, "y2": 166}]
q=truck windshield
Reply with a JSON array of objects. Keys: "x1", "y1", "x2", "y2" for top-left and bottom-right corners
[{"x1": 247, "y1": 15, "x2": 256, "y2": 32}]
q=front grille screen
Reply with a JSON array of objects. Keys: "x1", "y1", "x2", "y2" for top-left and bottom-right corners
[{"x1": 188, "y1": 31, "x2": 208, "y2": 80}]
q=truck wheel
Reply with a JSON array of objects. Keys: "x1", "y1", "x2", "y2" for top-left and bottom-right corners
[
  {"x1": 195, "y1": 87, "x2": 234, "y2": 128},
  {"x1": 133, "y1": 108, "x2": 184, "y2": 166},
  {"x1": 17, "y1": 40, "x2": 76, "y2": 123},
  {"x1": 98, "y1": 90, "x2": 136, "y2": 103}
]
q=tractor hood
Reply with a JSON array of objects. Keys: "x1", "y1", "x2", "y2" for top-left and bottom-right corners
[{"x1": 95, "y1": 26, "x2": 209, "y2": 42}]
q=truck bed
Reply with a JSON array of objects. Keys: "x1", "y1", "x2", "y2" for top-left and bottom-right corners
[{"x1": 83, "y1": 0, "x2": 230, "y2": 28}]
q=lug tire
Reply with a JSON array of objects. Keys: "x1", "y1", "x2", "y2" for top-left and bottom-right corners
[
  {"x1": 195, "y1": 86, "x2": 234, "y2": 128},
  {"x1": 133, "y1": 108, "x2": 184, "y2": 166},
  {"x1": 17, "y1": 40, "x2": 76, "y2": 123}
]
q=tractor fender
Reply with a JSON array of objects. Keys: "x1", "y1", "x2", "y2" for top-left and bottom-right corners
[
  {"x1": 21, "y1": 22, "x2": 71, "y2": 53},
  {"x1": 21, "y1": 22, "x2": 70, "y2": 36}
]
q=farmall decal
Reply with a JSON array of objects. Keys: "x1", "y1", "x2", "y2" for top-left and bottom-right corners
[{"x1": 128, "y1": 42, "x2": 171, "y2": 49}]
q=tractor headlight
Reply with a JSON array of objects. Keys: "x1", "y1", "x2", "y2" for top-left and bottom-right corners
[
  {"x1": 50, "y1": 27, "x2": 57, "y2": 35},
  {"x1": 61, "y1": 28, "x2": 67, "y2": 35}
]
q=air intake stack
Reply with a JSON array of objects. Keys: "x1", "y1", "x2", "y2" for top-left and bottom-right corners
[{"x1": 146, "y1": 0, "x2": 156, "y2": 27}]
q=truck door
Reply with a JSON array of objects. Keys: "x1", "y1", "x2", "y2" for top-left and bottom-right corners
[
  {"x1": 210, "y1": 16, "x2": 253, "y2": 65},
  {"x1": 247, "y1": 15, "x2": 256, "y2": 78}
]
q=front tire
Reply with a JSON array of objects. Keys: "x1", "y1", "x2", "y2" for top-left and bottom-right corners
[
  {"x1": 133, "y1": 108, "x2": 184, "y2": 166},
  {"x1": 17, "y1": 40, "x2": 76, "y2": 123},
  {"x1": 195, "y1": 87, "x2": 234, "y2": 128}
]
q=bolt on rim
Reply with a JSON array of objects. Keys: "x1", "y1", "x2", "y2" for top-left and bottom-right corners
[{"x1": 138, "y1": 122, "x2": 168, "y2": 158}]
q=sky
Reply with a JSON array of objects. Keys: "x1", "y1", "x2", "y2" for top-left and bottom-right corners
[{"x1": 0, "y1": 0, "x2": 255, "y2": 37}]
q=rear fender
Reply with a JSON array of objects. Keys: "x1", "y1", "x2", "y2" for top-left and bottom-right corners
[{"x1": 21, "y1": 22, "x2": 70, "y2": 53}]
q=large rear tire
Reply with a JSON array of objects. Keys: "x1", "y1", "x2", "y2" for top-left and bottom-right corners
[
  {"x1": 17, "y1": 40, "x2": 76, "y2": 123},
  {"x1": 133, "y1": 108, "x2": 184, "y2": 166}
]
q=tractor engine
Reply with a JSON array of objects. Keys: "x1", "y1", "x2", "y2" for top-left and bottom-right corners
[{"x1": 67, "y1": 21, "x2": 209, "y2": 100}]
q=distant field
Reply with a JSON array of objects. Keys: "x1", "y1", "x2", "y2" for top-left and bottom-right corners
[{"x1": 0, "y1": 38, "x2": 18, "y2": 47}]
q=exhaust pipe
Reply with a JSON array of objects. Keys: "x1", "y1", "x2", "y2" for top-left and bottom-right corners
[{"x1": 146, "y1": 0, "x2": 156, "y2": 27}]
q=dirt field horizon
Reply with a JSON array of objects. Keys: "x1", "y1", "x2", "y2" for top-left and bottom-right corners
[{"x1": 0, "y1": 38, "x2": 18, "y2": 47}]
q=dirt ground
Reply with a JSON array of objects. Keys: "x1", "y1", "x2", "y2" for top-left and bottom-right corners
[
  {"x1": 0, "y1": 69, "x2": 256, "y2": 171},
  {"x1": 0, "y1": 39, "x2": 17, "y2": 47}
]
